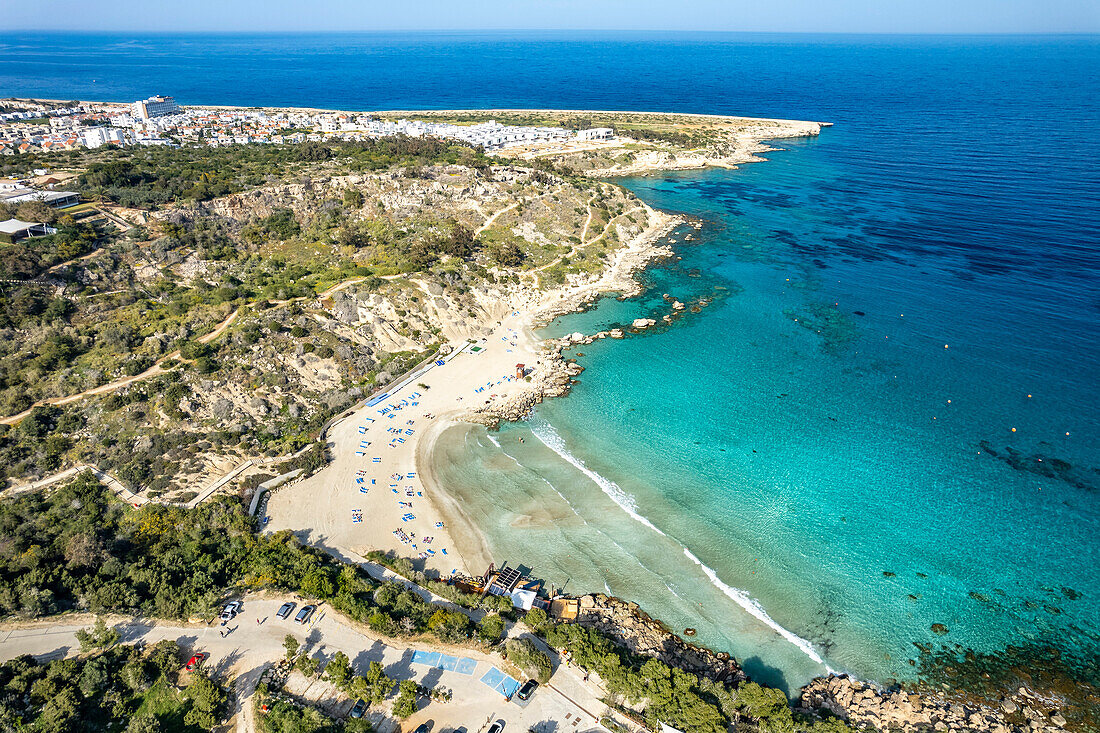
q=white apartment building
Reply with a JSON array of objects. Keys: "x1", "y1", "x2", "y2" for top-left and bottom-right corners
[
  {"x1": 82, "y1": 127, "x2": 131, "y2": 148},
  {"x1": 575, "y1": 127, "x2": 614, "y2": 142}
]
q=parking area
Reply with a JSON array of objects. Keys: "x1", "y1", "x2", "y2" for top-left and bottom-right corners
[{"x1": 0, "y1": 597, "x2": 608, "y2": 733}]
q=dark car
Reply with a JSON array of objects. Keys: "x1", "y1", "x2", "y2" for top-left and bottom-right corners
[
  {"x1": 349, "y1": 699, "x2": 367, "y2": 719},
  {"x1": 487, "y1": 722, "x2": 505, "y2": 733},
  {"x1": 276, "y1": 602, "x2": 296, "y2": 619},
  {"x1": 414, "y1": 723, "x2": 432, "y2": 733},
  {"x1": 517, "y1": 679, "x2": 538, "y2": 701},
  {"x1": 294, "y1": 605, "x2": 316, "y2": 624},
  {"x1": 184, "y1": 652, "x2": 207, "y2": 671}
]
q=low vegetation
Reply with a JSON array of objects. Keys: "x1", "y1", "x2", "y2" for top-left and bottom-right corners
[
  {"x1": 0, "y1": 638, "x2": 225, "y2": 732},
  {"x1": 524, "y1": 607, "x2": 855, "y2": 733}
]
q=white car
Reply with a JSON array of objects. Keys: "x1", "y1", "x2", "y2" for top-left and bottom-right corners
[{"x1": 220, "y1": 600, "x2": 242, "y2": 621}]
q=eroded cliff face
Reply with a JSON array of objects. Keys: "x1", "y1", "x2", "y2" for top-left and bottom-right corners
[{"x1": 799, "y1": 675, "x2": 1072, "y2": 733}]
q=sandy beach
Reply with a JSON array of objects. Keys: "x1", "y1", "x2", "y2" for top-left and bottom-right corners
[{"x1": 264, "y1": 205, "x2": 681, "y2": 577}]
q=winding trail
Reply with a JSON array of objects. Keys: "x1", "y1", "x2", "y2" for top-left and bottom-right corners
[
  {"x1": 0, "y1": 308, "x2": 240, "y2": 426},
  {"x1": 0, "y1": 263, "x2": 401, "y2": 427},
  {"x1": 475, "y1": 201, "x2": 520, "y2": 236}
]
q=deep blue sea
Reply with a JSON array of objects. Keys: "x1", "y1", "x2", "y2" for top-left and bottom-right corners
[{"x1": 5, "y1": 32, "x2": 1099, "y2": 693}]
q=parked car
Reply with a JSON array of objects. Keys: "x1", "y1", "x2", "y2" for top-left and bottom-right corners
[
  {"x1": 487, "y1": 722, "x2": 505, "y2": 733},
  {"x1": 276, "y1": 601, "x2": 296, "y2": 619},
  {"x1": 184, "y1": 652, "x2": 207, "y2": 671},
  {"x1": 294, "y1": 605, "x2": 316, "y2": 624},
  {"x1": 349, "y1": 699, "x2": 368, "y2": 719},
  {"x1": 220, "y1": 600, "x2": 242, "y2": 621},
  {"x1": 414, "y1": 723, "x2": 432, "y2": 733},
  {"x1": 517, "y1": 679, "x2": 538, "y2": 701}
]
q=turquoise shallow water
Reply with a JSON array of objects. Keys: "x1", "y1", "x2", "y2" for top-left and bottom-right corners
[{"x1": 430, "y1": 136, "x2": 1100, "y2": 693}]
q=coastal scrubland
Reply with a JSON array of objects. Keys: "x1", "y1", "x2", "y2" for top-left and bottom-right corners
[
  {"x1": 0, "y1": 136, "x2": 649, "y2": 501},
  {"x1": 0, "y1": 636, "x2": 226, "y2": 733}
]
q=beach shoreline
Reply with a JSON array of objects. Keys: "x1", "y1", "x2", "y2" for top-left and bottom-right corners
[{"x1": 263, "y1": 203, "x2": 682, "y2": 578}]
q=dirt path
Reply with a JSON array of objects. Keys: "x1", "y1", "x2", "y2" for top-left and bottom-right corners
[
  {"x1": 475, "y1": 201, "x2": 520, "y2": 236},
  {"x1": 475, "y1": 185, "x2": 564, "y2": 237},
  {"x1": 0, "y1": 308, "x2": 239, "y2": 426},
  {"x1": 0, "y1": 263, "x2": 402, "y2": 427}
]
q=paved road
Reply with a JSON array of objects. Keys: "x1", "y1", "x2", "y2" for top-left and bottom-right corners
[{"x1": 0, "y1": 597, "x2": 608, "y2": 733}]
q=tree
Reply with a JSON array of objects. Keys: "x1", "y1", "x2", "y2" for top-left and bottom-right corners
[
  {"x1": 477, "y1": 613, "x2": 505, "y2": 644},
  {"x1": 505, "y1": 638, "x2": 553, "y2": 684},
  {"x1": 78, "y1": 656, "x2": 110, "y2": 696},
  {"x1": 126, "y1": 713, "x2": 162, "y2": 733},
  {"x1": 146, "y1": 640, "x2": 182, "y2": 679},
  {"x1": 323, "y1": 650, "x2": 352, "y2": 688},
  {"x1": 524, "y1": 607, "x2": 550, "y2": 633},
  {"x1": 492, "y1": 242, "x2": 525, "y2": 268},
  {"x1": 121, "y1": 658, "x2": 152, "y2": 692},
  {"x1": 734, "y1": 682, "x2": 795, "y2": 733},
  {"x1": 360, "y1": 660, "x2": 394, "y2": 704},
  {"x1": 343, "y1": 188, "x2": 365, "y2": 209},
  {"x1": 75, "y1": 617, "x2": 120, "y2": 651},
  {"x1": 36, "y1": 686, "x2": 79, "y2": 733},
  {"x1": 295, "y1": 653, "x2": 320, "y2": 678},
  {"x1": 183, "y1": 671, "x2": 225, "y2": 729},
  {"x1": 283, "y1": 634, "x2": 300, "y2": 660},
  {"x1": 391, "y1": 679, "x2": 419, "y2": 719}
]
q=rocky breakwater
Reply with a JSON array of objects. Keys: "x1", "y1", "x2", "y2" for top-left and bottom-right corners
[
  {"x1": 574, "y1": 593, "x2": 748, "y2": 684},
  {"x1": 466, "y1": 344, "x2": 582, "y2": 429},
  {"x1": 800, "y1": 676, "x2": 1069, "y2": 733}
]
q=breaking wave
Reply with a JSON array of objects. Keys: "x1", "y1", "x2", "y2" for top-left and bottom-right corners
[
  {"x1": 684, "y1": 548, "x2": 835, "y2": 672},
  {"x1": 529, "y1": 417, "x2": 667, "y2": 537},
  {"x1": 527, "y1": 415, "x2": 833, "y2": 671}
]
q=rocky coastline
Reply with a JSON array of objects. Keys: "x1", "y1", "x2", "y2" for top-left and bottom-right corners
[
  {"x1": 557, "y1": 593, "x2": 1076, "y2": 733},
  {"x1": 461, "y1": 206, "x2": 682, "y2": 428},
  {"x1": 799, "y1": 675, "x2": 1071, "y2": 733},
  {"x1": 573, "y1": 593, "x2": 749, "y2": 684}
]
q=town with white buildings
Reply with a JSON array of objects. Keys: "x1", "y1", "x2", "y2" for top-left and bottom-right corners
[{"x1": 0, "y1": 95, "x2": 615, "y2": 155}]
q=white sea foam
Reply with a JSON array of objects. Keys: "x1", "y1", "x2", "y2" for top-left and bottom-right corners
[
  {"x1": 529, "y1": 417, "x2": 667, "y2": 536},
  {"x1": 487, "y1": 434, "x2": 502, "y2": 448},
  {"x1": 683, "y1": 548, "x2": 835, "y2": 672},
  {"x1": 528, "y1": 415, "x2": 833, "y2": 672}
]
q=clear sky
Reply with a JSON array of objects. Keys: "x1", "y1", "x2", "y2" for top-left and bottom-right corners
[{"x1": 7, "y1": 0, "x2": 1100, "y2": 34}]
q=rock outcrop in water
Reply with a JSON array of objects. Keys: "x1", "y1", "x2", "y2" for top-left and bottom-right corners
[
  {"x1": 799, "y1": 675, "x2": 1069, "y2": 733},
  {"x1": 573, "y1": 593, "x2": 748, "y2": 684}
]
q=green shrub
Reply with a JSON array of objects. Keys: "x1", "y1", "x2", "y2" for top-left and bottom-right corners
[{"x1": 505, "y1": 638, "x2": 552, "y2": 684}]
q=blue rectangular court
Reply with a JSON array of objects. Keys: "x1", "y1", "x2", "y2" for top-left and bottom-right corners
[
  {"x1": 480, "y1": 667, "x2": 521, "y2": 698},
  {"x1": 410, "y1": 649, "x2": 478, "y2": 676}
]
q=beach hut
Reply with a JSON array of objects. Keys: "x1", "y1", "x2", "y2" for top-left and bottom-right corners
[{"x1": 515, "y1": 363, "x2": 525, "y2": 378}]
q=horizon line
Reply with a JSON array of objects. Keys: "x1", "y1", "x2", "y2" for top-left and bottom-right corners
[{"x1": 6, "y1": 28, "x2": 1100, "y2": 36}]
